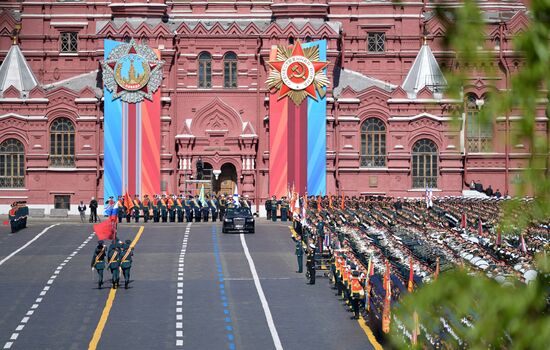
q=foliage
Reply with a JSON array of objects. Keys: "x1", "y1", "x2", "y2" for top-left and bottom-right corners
[{"x1": 390, "y1": 1, "x2": 550, "y2": 348}]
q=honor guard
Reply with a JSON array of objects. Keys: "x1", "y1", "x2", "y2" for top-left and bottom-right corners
[
  {"x1": 120, "y1": 240, "x2": 133, "y2": 289},
  {"x1": 210, "y1": 195, "x2": 218, "y2": 222},
  {"x1": 91, "y1": 241, "x2": 106, "y2": 289},
  {"x1": 306, "y1": 243, "x2": 316, "y2": 284},
  {"x1": 176, "y1": 195, "x2": 185, "y2": 223},
  {"x1": 152, "y1": 195, "x2": 160, "y2": 222},
  {"x1": 142, "y1": 195, "x2": 152, "y2": 223},
  {"x1": 201, "y1": 197, "x2": 209, "y2": 222},
  {"x1": 160, "y1": 195, "x2": 168, "y2": 222},
  {"x1": 219, "y1": 195, "x2": 227, "y2": 220},
  {"x1": 133, "y1": 195, "x2": 142, "y2": 223},
  {"x1": 168, "y1": 195, "x2": 176, "y2": 222},
  {"x1": 185, "y1": 195, "x2": 193, "y2": 222},
  {"x1": 350, "y1": 270, "x2": 364, "y2": 319},
  {"x1": 116, "y1": 196, "x2": 124, "y2": 223},
  {"x1": 293, "y1": 235, "x2": 304, "y2": 273},
  {"x1": 193, "y1": 195, "x2": 201, "y2": 222},
  {"x1": 108, "y1": 241, "x2": 122, "y2": 289},
  {"x1": 281, "y1": 197, "x2": 289, "y2": 222},
  {"x1": 271, "y1": 196, "x2": 278, "y2": 222}
]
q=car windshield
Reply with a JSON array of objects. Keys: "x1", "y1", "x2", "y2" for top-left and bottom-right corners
[{"x1": 226, "y1": 207, "x2": 252, "y2": 217}]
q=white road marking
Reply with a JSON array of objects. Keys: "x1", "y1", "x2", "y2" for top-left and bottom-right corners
[
  {"x1": 0, "y1": 224, "x2": 59, "y2": 266},
  {"x1": 176, "y1": 223, "x2": 192, "y2": 347},
  {"x1": 240, "y1": 233, "x2": 283, "y2": 350},
  {"x1": 2, "y1": 233, "x2": 94, "y2": 349}
]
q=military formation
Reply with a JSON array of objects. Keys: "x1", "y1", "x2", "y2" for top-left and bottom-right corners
[{"x1": 91, "y1": 238, "x2": 134, "y2": 289}]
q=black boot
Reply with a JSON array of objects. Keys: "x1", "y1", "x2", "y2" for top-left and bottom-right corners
[{"x1": 125, "y1": 281, "x2": 128, "y2": 289}]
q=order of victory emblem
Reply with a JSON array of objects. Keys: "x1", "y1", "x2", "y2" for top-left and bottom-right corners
[
  {"x1": 267, "y1": 40, "x2": 330, "y2": 105},
  {"x1": 102, "y1": 39, "x2": 164, "y2": 103}
]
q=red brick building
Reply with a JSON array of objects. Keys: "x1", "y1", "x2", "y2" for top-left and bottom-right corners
[{"x1": 0, "y1": 0, "x2": 547, "y2": 214}]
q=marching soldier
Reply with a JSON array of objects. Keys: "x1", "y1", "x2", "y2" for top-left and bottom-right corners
[
  {"x1": 281, "y1": 196, "x2": 289, "y2": 222},
  {"x1": 160, "y1": 194, "x2": 168, "y2": 222},
  {"x1": 265, "y1": 196, "x2": 272, "y2": 221},
  {"x1": 271, "y1": 195, "x2": 278, "y2": 222},
  {"x1": 108, "y1": 241, "x2": 122, "y2": 289},
  {"x1": 193, "y1": 195, "x2": 201, "y2": 223},
  {"x1": 120, "y1": 239, "x2": 133, "y2": 289},
  {"x1": 91, "y1": 241, "x2": 106, "y2": 289},
  {"x1": 306, "y1": 243, "x2": 316, "y2": 284},
  {"x1": 116, "y1": 196, "x2": 124, "y2": 223},
  {"x1": 201, "y1": 196, "x2": 210, "y2": 222},
  {"x1": 219, "y1": 195, "x2": 227, "y2": 221},
  {"x1": 133, "y1": 195, "x2": 142, "y2": 223},
  {"x1": 176, "y1": 195, "x2": 185, "y2": 223},
  {"x1": 168, "y1": 195, "x2": 176, "y2": 222},
  {"x1": 185, "y1": 195, "x2": 193, "y2": 222},
  {"x1": 142, "y1": 194, "x2": 152, "y2": 223},
  {"x1": 350, "y1": 270, "x2": 364, "y2": 319},
  {"x1": 210, "y1": 195, "x2": 218, "y2": 222},
  {"x1": 152, "y1": 195, "x2": 160, "y2": 222}
]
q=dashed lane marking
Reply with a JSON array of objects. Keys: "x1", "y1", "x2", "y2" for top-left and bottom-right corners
[
  {"x1": 239, "y1": 233, "x2": 283, "y2": 350},
  {"x1": 175, "y1": 222, "x2": 192, "y2": 347},
  {"x1": 0, "y1": 224, "x2": 59, "y2": 267},
  {"x1": 2, "y1": 232, "x2": 94, "y2": 349},
  {"x1": 88, "y1": 226, "x2": 144, "y2": 350}
]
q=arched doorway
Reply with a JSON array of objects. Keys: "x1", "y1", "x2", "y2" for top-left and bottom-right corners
[{"x1": 213, "y1": 163, "x2": 237, "y2": 195}]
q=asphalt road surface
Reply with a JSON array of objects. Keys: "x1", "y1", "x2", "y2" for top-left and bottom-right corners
[{"x1": 0, "y1": 220, "x2": 376, "y2": 350}]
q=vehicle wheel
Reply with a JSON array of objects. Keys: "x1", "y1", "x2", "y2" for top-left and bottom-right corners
[
  {"x1": 249, "y1": 229, "x2": 255, "y2": 234},
  {"x1": 222, "y1": 228, "x2": 227, "y2": 233}
]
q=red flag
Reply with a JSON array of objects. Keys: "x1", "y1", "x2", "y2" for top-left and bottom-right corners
[
  {"x1": 496, "y1": 229, "x2": 502, "y2": 246},
  {"x1": 382, "y1": 276, "x2": 391, "y2": 333},
  {"x1": 434, "y1": 256, "x2": 440, "y2": 280},
  {"x1": 340, "y1": 196, "x2": 345, "y2": 210},
  {"x1": 329, "y1": 195, "x2": 333, "y2": 209},
  {"x1": 124, "y1": 192, "x2": 133, "y2": 214},
  {"x1": 478, "y1": 219, "x2": 483, "y2": 236},
  {"x1": 461, "y1": 213, "x2": 466, "y2": 229},
  {"x1": 408, "y1": 257, "x2": 414, "y2": 293},
  {"x1": 93, "y1": 220, "x2": 115, "y2": 241},
  {"x1": 383, "y1": 261, "x2": 390, "y2": 292},
  {"x1": 317, "y1": 196, "x2": 321, "y2": 211}
]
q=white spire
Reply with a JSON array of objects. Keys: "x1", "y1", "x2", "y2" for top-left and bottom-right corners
[
  {"x1": 0, "y1": 43, "x2": 38, "y2": 96},
  {"x1": 402, "y1": 41, "x2": 447, "y2": 99}
]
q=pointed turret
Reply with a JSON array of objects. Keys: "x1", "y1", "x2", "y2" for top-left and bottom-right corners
[
  {"x1": 402, "y1": 40, "x2": 447, "y2": 99},
  {"x1": 0, "y1": 42, "x2": 38, "y2": 97}
]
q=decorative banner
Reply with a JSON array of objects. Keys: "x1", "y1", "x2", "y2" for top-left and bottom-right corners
[
  {"x1": 102, "y1": 39, "x2": 163, "y2": 200},
  {"x1": 268, "y1": 40, "x2": 328, "y2": 197}
]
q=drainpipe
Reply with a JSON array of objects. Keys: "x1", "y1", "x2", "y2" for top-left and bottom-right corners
[
  {"x1": 255, "y1": 36, "x2": 262, "y2": 214},
  {"x1": 499, "y1": 21, "x2": 511, "y2": 195},
  {"x1": 334, "y1": 100, "x2": 340, "y2": 196}
]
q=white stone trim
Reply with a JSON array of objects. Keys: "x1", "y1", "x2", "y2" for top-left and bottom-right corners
[{"x1": 50, "y1": 21, "x2": 88, "y2": 27}]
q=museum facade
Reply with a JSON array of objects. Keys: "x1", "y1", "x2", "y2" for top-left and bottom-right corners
[{"x1": 0, "y1": 0, "x2": 547, "y2": 213}]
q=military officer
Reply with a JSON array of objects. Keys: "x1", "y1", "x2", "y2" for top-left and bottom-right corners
[
  {"x1": 160, "y1": 194, "x2": 168, "y2": 222},
  {"x1": 271, "y1": 195, "x2": 278, "y2": 222},
  {"x1": 176, "y1": 195, "x2": 185, "y2": 223},
  {"x1": 152, "y1": 195, "x2": 160, "y2": 222},
  {"x1": 120, "y1": 239, "x2": 133, "y2": 289},
  {"x1": 281, "y1": 196, "x2": 289, "y2": 222},
  {"x1": 91, "y1": 240, "x2": 106, "y2": 289},
  {"x1": 306, "y1": 243, "x2": 316, "y2": 284},
  {"x1": 185, "y1": 195, "x2": 193, "y2": 222},
  {"x1": 292, "y1": 234, "x2": 304, "y2": 273},
  {"x1": 116, "y1": 196, "x2": 125, "y2": 223},
  {"x1": 201, "y1": 196, "x2": 210, "y2": 222},
  {"x1": 142, "y1": 194, "x2": 152, "y2": 223},
  {"x1": 108, "y1": 241, "x2": 122, "y2": 289},
  {"x1": 265, "y1": 196, "x2": 272, "y2": 220},
  {"x1": 210, "y1": 195, "x2": 218, "y2": 222},
  {"x1": 168, "y1": 195, "x2": 176, "y2": 222},
  {"x1": 350, "y1": 270, "x2": 364, "y2": 319},
  {"x1": 193, "y1": 195, "x2": 201, "y2": 222},
  {"x1": 132, "y1": 195, "x2": 142, "y2": 223},
  {"x1": 219, "y1": 195, "x2": 227, "y2": 221}
]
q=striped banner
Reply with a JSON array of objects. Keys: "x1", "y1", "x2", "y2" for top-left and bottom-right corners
[
  {"x1": 103, "y1": 40, "x2": 161, "y2": 200},
  {"x1": 268, "y1": 40, "x2": 327, "y2": 197}
]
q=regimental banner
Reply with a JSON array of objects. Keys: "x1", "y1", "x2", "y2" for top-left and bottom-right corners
[
  {"x1": 267, "y1": 40, "x2": 328, "y2": 197},
  {"x1": 102, "y1": 39, "x2": 163, "y2": 200}
]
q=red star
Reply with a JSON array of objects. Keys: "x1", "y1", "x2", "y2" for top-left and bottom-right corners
[{"x1": 268, "y1": 40, "x2": 329, "y2": 101}]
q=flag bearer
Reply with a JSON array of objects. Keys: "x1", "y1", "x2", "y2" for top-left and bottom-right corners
[
  {"x1": 91, "y1": 241, "x2": 106, "y2": 289},
  {"x1": 108, "y1": 242, "x2": 122, "y2": 289}
]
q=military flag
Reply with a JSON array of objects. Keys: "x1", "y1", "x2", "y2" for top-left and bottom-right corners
[
  {"x1": 198, "y1": 185, "x2": 206, "y2": 206},
  {"x1": 382, "y1": 275, "x2": 391, "y2": 333},
  {"x1": 328, "y1": 195, "x2": 333, "y2": 209},
  {"x1": 520, "y1": 233, "x2": 527, "y2": 253},
  {"x1": 408, "y1": 257, "x2": 414, "y2": 293},
  {"x1": 434, "y1": 256, "x2": 440, "y2": 280},
  {"x1": 317, "y1": 195, "x2": 322, "y2": 211},
  {"x1": 340, "y1": 196, "x2": 345, "y2": 210},
  {"x1": 123, "y1": 192, "x2": 133, "y2": 214},
  {"x1": 461, "y1": 212, "x2": 467, "y2": 229},
  {"x1": 93, "y1": 220, "x2": 115, "y2": 241},
  {"x1": 496, "y1": 229, "x2": 502, "y2": 246},
  {"x1": 233, "y1": 185, "x2": 240, "y2": 207}
]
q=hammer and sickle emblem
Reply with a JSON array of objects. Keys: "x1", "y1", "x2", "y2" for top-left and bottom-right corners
[{"x1": 289, "y1": 63, "x2": 307, "y2": 80}]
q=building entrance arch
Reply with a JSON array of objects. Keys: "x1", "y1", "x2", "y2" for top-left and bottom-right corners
[{"x1": 213, "y1": 162, "x2": 237, "y2": 195}]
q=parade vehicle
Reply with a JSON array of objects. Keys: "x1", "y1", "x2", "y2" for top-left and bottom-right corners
[{"x1": 222, "y1": 207, "x2": 255, "y2": 233}]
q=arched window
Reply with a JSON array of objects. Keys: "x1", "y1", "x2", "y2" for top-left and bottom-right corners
[
  {"x1": 198, "y1": 52, "x2": 212, "y2": 88},
  {"x1": 412, "y1": 139, "x2": 438, "y2": 188},
  {"x1": 466, "y1": 94, "x2": 492, "y2": 152},
  {"x1": 223, "y1": 52, "x2": 237, "y2": 88},
  {"x1": 0, "y1": 139, "x2": 25, "y2": 188},
  {"x1": 360, "y1": 118, "x2": 386, "y2": 167},
  {"x1": 50, "y1": 118, "x2": 75, "y2": 167}
]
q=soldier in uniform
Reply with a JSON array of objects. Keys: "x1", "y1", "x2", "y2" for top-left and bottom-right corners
[
  {"x1": 271, "y1": 195, "x2": 278, "y2": 222},
  {"x1": 306, "y1": 243, "x2": 316, "y2": 284},
  {"x1": 168, "y1": 195, "x2": 176, "y2": 222},
  {"x1": 152, "y1": 195, "x2": 160, "y2": 222},
  {"x1": 133, "y1": 195, "x2": 142, "y2": 223},
  {"x1": 185, "y1": 195, "x2": 193, "y2": 222},
  {"x1": 116, "y1": 196, "x2": 124, "y2": 223},
  {"x1": 210, "y1": 195, "x2": 218, "y2": 222},
  {"x1": 292, "y1": 234, "x2": 304, "y2": 273},
  {"x1": 201, "y1": 196, "x2": 209, "y2": 222},
  {"x1": 142, "y1": 194, "x2": 152, "y2": 223},
  {"x1": 219, "y1": 195, "x2": 227, "y2": 220},
  {"x1": 176, "y1": 195, "x2": 184, "y2": 223},
  {"x1": 160, "y1": 194, "x2": 168, "y2": 222},
  {"x1": 265, "y1": 196, "x2": 272, "y2": 221},
  {"x1": 350, "y1": 270, "x2": 364, "y2": 319},
  {"x1": 120, "y1": 239, "x2": 133, "y2": 289},
  {"x1": 281, "y1": 196, "x2": 289, "y2": 222},
  {"x1": 91, "y1": 240, "x2": 106, "y2": 289},
  {"x1": 108, "y1": 241, "x2": 122, "y2": 289},
  {"x1": 193, "y1": 195, "x2": 202, "y2": 222}
]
